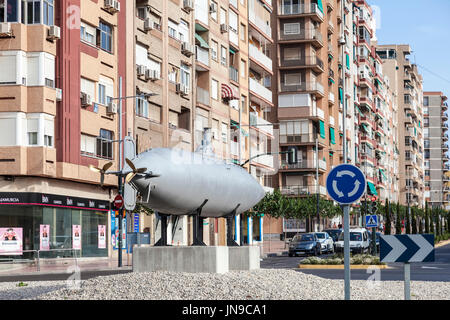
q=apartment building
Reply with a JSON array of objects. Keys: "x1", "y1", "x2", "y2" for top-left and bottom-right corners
[
  {"x1": 0, "y1": 0, "x2": 125, "y2": 258},
  {"x1": 423, "y1": 92, "x2": 449, "y2": 209},
  {"x1": 354, "y1": 0, "x2": 399, "y2": 206},
  {"x1": 376, "y1": 44, "x2": 425, "y2": 208}
]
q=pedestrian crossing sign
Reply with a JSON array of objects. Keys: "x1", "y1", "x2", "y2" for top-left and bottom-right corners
[{"x1": 366, "y1": 215, "x2": 378, "y2": 228}]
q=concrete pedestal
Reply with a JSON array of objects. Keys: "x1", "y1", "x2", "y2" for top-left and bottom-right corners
[
  {"x1": 228, "y1": 246, "x2": 260, "y2": 271},
  {"x1": 133, "y1": 245, "x2": 229, "y2": 274}
]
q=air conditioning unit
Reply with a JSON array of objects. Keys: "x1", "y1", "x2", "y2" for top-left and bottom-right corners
[
  {"x1": 0, "y1": 23, "x2": 12, "y2": 37},
  {"x1": 47, "y1": 25, "x2": 60, "y2": 41},
  {"x1": 137, "y1": 65, "x2": 146, "y2": 77},
  {"x1": 145, "y1": 69, "x2": 160, "y2": 81},
  {"x1": 181, "y1": 42, "x2": 194, "y2": 56},
  {"x1": 80, "y1": 92, "x2": 92, "y2": 107},
  {"x1": 220, "y1": 24, "x2": 228, "y2": 33},
  {"x1": 104, "y1": 0, "x2": 120, "y2": 13},
  {"x1": 176, "y1": 83, "x2": 189, "y2": 96},
  {"x1": 144, "y1": 18, "x2": 153, "y2": 31},
  {"x1": 209, "y1": 2, "x2": 217, "y2": 13},
  {"x1": 56, "y1": 88, "x2": 63, "y2": 101},
  {"x1": 183, "y1": 0, "x2": 194, "y2": 11},
  {"x1": 107, "y1": 102, "x2": 117, "y2": 115}
]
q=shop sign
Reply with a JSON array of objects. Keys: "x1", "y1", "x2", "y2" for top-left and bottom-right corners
[{"x1": 0, "y1": 227, "x2": 23, "y2": 255}]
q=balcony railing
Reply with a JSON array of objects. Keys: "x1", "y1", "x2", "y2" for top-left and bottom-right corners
[
  {"x1": 281, "y1": 185, "x2": 327, "y2": 196},
  {"x1": 250, "y1": 113, "x2": 273, "y2": 136},
  {"x1": 279, "y1": 28, "x2": 322, "y2": 44},
  {"x1": 195, "y1": 46, "x2": 209, "y2": 66},
  {"x1": 196, "y1": 87, "x2": 210, "y2": 106},
  {"x1": 280, "y1": 159, "x2": 327, "y2": 171},
  {"x1": 250, "y1": 148, "x2": 274, "y2": 168},
  {"x1": 249, "y1": 78, "x2": 273, "y2": 103},
  {"x1": 280, "y1": 55, "x2": 323, "y2": 70},
  {"x1": 279, "y1": 3, "x2": 324, "y2": 20},
  {"x1": 230, "y1": 140, "x2": 239, "y2": 156},
  {"x1": 249, "y1": 12, "x2": 272, "y2": 38},
  {"x1": 249, "y1": 44, "x2": 273, "y2": 72},
  {"x1": 280, "y1": 81, "x2": 324, "y2": 95},
  {"x1": 280, "y1": 133, "x2": 321, "y2": 144}
]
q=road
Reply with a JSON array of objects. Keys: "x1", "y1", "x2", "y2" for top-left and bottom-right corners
[{"x1": 261, "y1": 243, "x2": 450, "y2": 282}]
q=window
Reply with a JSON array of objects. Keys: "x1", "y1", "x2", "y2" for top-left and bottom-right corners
[
  {"x1": 284, "y1": 47, "x2": 301, "y2": 60},
  {"x1": 98, "y1": 84, "x2": 106, "y2": 105},
  {"x1": 285, "y1": 73, "x2": 301, "y2": 85},
  {"x1": 210, "y1": 1, "x2": 217, "y2": 21},
  {"x1": 241, "y1": 95, "x2": 246, "y2": 114},
  {"x1": 99, "y1": 22, "x2": 112, "y2": 53},
  {"x1": 168, "y1": 65, "x2": 178, "y2": 84},
  {"x1": 28, "y1": 132, "x2": 37, "y2": 145},
  {"x1": 423, "y1": 97, "x2": 429, "y2": 106},
  {"x1": 97, "y1": 129, "x2": 113, "y2": 159},
  {"x1": 211, "y1": 79, "x2": 218, "y2": 100},
  {"x1": 81, "y1": 134, "x2": 96, "y2": 156},
  {"x1": 221, "y1": 122, "x2": 228, "y2": 143},
  {"x1": 168, "y1": 20, "x2": 178, "y2": 40},
  {"x1": 240, "y1": 23, "x2": 246, "y2": 41},
  {"x1": 44, "y1": 135, "x2": 52, "y2": 147},
  {"x1": 179, "y1": 19, "x2": 189, "y2": 43},
  {"x1": 43, "y1": 0, "x2": 53, "y2": 25},
  {"x1": 136, "y1": 95, "x2": 149, "y2": 118},
  {"x1": 219, "y1": 7, "x2": 226, "y2": 25},
  {"x1": 211, "y1": 40, "x2": 218, "y2": 61},
  {"x1": 136, "y1": 7, "x2": 147, "y2": 19},
  {"x1": 27, "y1": 0, "x2": 41, "y2": 24},
  {"x1": 80, "y1": 22, "x2": 96, "y2": 46},
  {"x1": 240, "y1": 59, "x2": 246, "y2": 78},
  {"x1": 212, "y1": 119, "x2": 219, "y2": 140},
  {"x1": 180, "y1": 63, "x2": 190, "y2": 91},
  {"x1": 284, "y1": 23, "x2": 300, "y2": 35},
  {"x1": 0, "y1": 0, "x2": 18, "y2": 22},
  {"x1": 220, "y1": 46, "x2": 227, "y2": 66}
]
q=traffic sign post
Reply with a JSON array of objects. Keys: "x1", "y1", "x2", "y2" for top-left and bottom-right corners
[
  {"x1": 326, "y1": 164, "x2": 366, "y2": 300},
  {"x1": 380, "y1": 234, "x2": 435, "y2": 300}
]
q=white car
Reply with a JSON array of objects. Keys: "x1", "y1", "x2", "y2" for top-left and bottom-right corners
[
  {"x1": 334, "y1": 228, "x2": 370, "y2": 254},
  {"x1": 313, "y1": 232, "x2": 334, "y2": 254}
]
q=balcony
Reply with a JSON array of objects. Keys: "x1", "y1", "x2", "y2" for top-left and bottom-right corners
[
  {"x1": 281, "y1": 185, "x2": 327, "y2": 197},
  {"x1": 280, "y1": 81, "x2": 324, "y2": 98},
  {"x1": 249, "y1": 12, "x2": 272, "y2": 40},
  {"x1": 280, "y1": 133, "x2": 325, "y2": 146},
  {"x1": 250, "y1": 113, "x2": 274, "y2": 137},
  {"x1": 195, "y1": 46, "x2": 209, "y2": 70},
  {"x1": 249, "y1": 44, "x2": 273, "y2": 73},
  {"x1": 250, "y1": 148, "x2": 274, "y2": 168},
  {"x1": 280, "y1": 159, "x2": 327, "y2": 171},
  {"x1": 230, "y1": 140, "x2": 240, "y2": 157},
  {"x1": 279, "y1": 28, "x2": 323, "y2": 48},
  {"x1": 278, "y1": 3, "x2": 324, "y2": 22},
  {"x1": 279, "y1": 55, "x2": 324, "y2": 73},
  {"x1": 249, "y1": 78, "x2": 273, "y2": 104},
  {"x1": 328, "y1": 92, "x2": 335, "y2": 105}
]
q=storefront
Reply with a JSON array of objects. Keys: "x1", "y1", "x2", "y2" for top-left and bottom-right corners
[{"x1": 0, "y1": 192, "x2": 109, "y2": 259}]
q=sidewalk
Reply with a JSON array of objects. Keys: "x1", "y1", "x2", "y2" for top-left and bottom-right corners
[{"x1": 0, "y1": 256, "x2": 131, "y2": 276}]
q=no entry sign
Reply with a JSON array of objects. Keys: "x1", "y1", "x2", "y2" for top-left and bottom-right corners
[{"x1": 113, "y1": 194, "x2": 124, "y2": 210}]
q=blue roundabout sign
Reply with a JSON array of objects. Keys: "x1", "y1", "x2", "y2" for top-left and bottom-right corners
[{"x1": 326, "y1": 164, "x2": 366, "y2": 204}]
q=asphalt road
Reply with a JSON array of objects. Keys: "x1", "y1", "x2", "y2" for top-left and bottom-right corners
[{"x1": 261, "y1": 243, "x2": 450, "y2": 282}]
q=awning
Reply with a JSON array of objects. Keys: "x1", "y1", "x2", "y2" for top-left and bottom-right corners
[
  {"x1": 379, "y1": 169, "x2": 387, "y2": 180},
  {"x1": 329, "y1": 78, "x2": 335, "y2": 84},
  {"x1": 221, "y1": 83, "x2": 238, "y2": 100},
  {"x1": 361, "y1": 123, "x2": 370, "y2": 133},
  {"x1": 317, "y1": 0, "x2": 324, "y2": 14},
  {"x1": 319, "y1": 120, "x2": 326, "y2": 139},
  {"x1": 355, "y1": 105, "x2": 363, "y2": 117},
  {"x1": 367, "y1": 182, "x2": 378, "y2": 195},
  {"x1": 330, "y1": 127, "x2": 336, "y2": 145},
  {"x1": 346, "y1": 54, "x2": 350, "y2": 70},
  {"x1": 195, "y1": 33, "x2": 209, "y2": 49},
  {"x1": 339, "y1": 88, "x2": 343, "y2": 102}
]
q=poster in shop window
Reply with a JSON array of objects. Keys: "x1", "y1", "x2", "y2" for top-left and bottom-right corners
[
  {"x1": 40, "y1": 225, "x2": 50, "y2": 251},
  {"x1": 72, "y1": 225, "x2": 81, "y2": 250},
  {"x1": 98, "y1": 225, "x2": 106, "y2": 249},
  {"x1": 0, "y1": 227, "x2": 23, "y2": 256}
]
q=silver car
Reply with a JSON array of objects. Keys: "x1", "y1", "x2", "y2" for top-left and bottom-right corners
[{"x1": 313, "y1": 232, "x2": 334, "y2": 254}]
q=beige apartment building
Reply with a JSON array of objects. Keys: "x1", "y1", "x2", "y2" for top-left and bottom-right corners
[
  {"x1": 376, "y1": 44, "x2": 425, "y2": 208},
  {"x1": 129, "y1": 0, "x2": 275, "y2": 246},
  {"x1": 0, "y1": 0, "x2": 125, "y2": 258}
]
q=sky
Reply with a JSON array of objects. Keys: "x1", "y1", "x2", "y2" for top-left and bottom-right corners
[{"x1": 370, "y1": 0, "x2": 450, "y2": 96}]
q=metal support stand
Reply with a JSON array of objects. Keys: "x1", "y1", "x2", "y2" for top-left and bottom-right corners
[
  {"x1": 344, "y1": 205, "x2": 351, "y2": 300},
  {"x1": 404, "y1": 263, "x2": 411, "y2": 300},
  {"x1": 154, "y1": 213, "x2": 169, "y2": 246},
  {"x1": 227, "y1": 205, "x2": 240, "y2": 246},
  {"x1": 191, "y1": 200, "x2": 208, "y2": 246}
]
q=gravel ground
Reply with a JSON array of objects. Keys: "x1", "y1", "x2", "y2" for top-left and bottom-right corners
[{"x1": 0, "y1": 269, "x2": 448, "y2": 300}]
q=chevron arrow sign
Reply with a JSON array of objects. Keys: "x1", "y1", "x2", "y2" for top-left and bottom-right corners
[{"x1": 380, "y1": 234, "x2": 435, "y2": 263}]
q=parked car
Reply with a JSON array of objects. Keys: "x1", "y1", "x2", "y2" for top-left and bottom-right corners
[
  {"x1": 323, "y1": 229, "x2": 342, "y2": 243},
  {"x1": 368, "y1": 231, "x2": 381, "y2": 251},
  {"x1": 288, "y1": 233, "x2": 322, "y2": 257},
  {"x1": 334, "y1": 228, "x2": 370, "y2": 254},
  {"x1": 313, "y1": 232, "x2": 334, "y2": 254}
]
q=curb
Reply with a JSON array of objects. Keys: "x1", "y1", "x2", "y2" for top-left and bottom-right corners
[
  {"x1": 264, "y1": 251, "x2": 288, "y2": 258},
  {"x1": 0, "y1": 266, "x2": 132, "y2": 278},
  {"x1": 297, "y1": 264, "x2": 390, "y2": 269}
]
